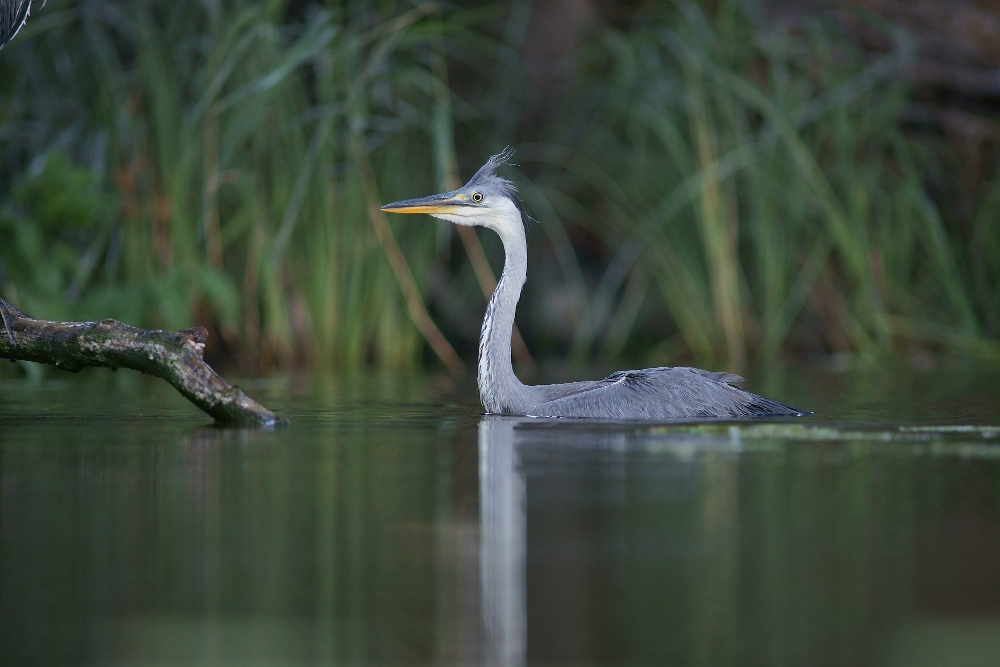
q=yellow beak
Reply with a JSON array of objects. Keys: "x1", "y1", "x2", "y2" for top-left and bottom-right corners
[{"x1": 380, "y1": 191, "x2": 472, "y2": 214}]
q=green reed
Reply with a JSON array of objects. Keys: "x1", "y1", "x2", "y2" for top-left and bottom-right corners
[
  {"x1": 1, "y1": 0, "x2": 997, "y2": 375},
  {"x1": 522, "y1": 2, "x2": 998, "y2": 368},
  {"x1": 1, "y1": 0, "x2": 457, "y2": 371}
]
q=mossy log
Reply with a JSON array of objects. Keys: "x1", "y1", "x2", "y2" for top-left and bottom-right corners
[{"x1": 0, "y1": 297, "x2": 279, "y2": 426}]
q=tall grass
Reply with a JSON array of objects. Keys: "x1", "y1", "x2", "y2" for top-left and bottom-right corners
[
  {"x1": 0, "y1": 1, "x2": 487, "y2": 371},
  {"x1": 517, "y1": 3, "x2": 999, "y2": 368},
  {"x1": 1, "y1": 0, "x2": 997, "y2": 375}
]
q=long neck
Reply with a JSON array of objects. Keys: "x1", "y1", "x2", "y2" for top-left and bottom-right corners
[{"x1": 478, "y1": 218, "x2": 536, "y2": 414}]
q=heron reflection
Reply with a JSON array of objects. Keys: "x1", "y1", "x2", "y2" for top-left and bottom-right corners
[{"x1": 479, "y1": 415, "x2": 528, "y2": 667}]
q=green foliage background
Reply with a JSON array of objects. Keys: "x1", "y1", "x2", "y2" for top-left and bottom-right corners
[{"x1": 1, "y1": 0, "x2": 998, "y2": 374}]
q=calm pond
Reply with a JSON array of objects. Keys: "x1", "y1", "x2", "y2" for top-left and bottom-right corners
[{"x1": 1, "y1": 365, "x2": 999, "y2": 666}]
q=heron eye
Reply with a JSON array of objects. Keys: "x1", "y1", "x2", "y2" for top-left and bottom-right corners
[{"x1": 472, "y1": 192, "x2": 484, "y2": 202}]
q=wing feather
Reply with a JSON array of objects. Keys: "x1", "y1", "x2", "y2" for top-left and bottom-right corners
[{"x1": 526, "y1": 367, "x2": 800, "y2": 420}]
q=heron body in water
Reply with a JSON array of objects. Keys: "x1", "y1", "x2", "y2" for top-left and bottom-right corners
[{"x1": 381, "y1": 149, "x2": 802, "y2": 420}]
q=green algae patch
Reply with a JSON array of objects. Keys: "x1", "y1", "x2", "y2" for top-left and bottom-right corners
[{"x1": 638, "y1": 422, "x2": 1000, "y2": 446}]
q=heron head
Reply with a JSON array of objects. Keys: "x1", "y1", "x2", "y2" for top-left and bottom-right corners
[{"x1": 380, "y1": 147, "x2": 526, "y2": 230}]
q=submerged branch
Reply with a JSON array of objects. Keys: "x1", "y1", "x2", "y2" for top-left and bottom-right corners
[{"x1": 0, "y1": 297, "x2": 279, "y2": 426}]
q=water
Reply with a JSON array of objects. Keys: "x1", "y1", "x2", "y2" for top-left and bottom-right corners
[{"x1": 1, "y1": 366, "x2": 999, "y2": 666}]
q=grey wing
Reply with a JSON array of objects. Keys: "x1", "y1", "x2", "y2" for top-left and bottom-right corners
[
  {"x1": 530, "y1": 379, "x2": 606, "y2": 404},
  {"x1": 526, "y1": 367, "x2": 800, "y2": 420}
]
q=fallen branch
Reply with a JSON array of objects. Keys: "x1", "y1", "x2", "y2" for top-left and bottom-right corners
[{"x1": 0, "y1": 297, "x2": 279, "y2": 426}]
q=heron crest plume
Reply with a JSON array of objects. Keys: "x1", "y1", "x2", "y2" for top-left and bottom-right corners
[{"x1": 466, "y1": 147, "x2": 528, "y2": 226}]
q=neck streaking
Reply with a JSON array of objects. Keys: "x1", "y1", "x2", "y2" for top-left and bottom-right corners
[{"x1": 477, "y1": 211, "x2": 536, "y2": 414}]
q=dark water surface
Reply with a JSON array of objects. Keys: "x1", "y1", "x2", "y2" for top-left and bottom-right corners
[{"x1": 1, "y1": 366, "x2": 999, "y2": 666}]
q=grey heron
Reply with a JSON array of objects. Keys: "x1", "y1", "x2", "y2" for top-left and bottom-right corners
[{"x1": 381, "y1": 149, "x2": 803, "y2": 420}]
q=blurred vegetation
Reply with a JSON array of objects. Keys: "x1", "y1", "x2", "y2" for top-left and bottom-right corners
[{"x1": 1, "y1": 0, "x2": 998, "y2": 375}]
